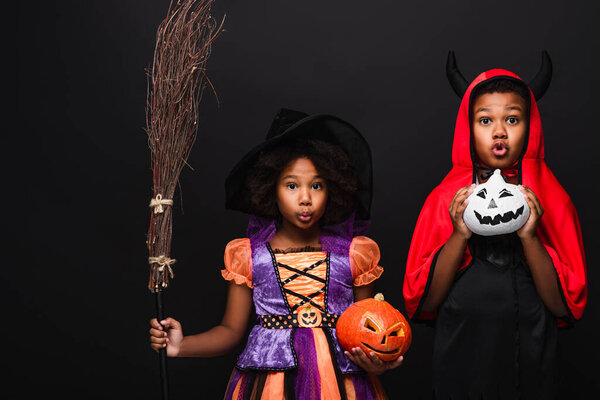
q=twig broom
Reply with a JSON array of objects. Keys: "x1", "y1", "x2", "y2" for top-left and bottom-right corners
[{"x1": 145, "y1": 1, "x2": 223, "y2": 397}]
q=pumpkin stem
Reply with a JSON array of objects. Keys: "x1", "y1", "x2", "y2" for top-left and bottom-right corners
[{"x1": 374, "y1": 293, "x2": 384, "y2": 301}]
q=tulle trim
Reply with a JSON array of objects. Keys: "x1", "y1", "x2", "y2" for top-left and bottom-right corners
[
  {"x1": 353, "y1": 265, "x2": 384, "y2": 287},
  {"x1": 224, "y1": 369, "x2": 387, "y2": 400},
  {"x1": 221, "y1": 269, "x2": 253, "y2": 288}
]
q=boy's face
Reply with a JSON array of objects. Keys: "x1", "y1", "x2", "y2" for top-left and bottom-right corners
[{"x1": 472, "y1": 91, "x2": 527, "y2": 171}]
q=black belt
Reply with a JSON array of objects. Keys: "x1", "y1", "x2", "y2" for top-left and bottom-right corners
[{"x1": 260, "y1": 308, "x2": 339, "y2": 329}]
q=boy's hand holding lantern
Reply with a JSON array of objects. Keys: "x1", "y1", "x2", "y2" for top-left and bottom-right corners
[{"x1": 463, "y1": 169, "x2": 530, "y2": 236}]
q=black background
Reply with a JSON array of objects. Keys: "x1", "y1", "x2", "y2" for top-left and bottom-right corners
[{"x1": 13, "y1": 0, "x2": 599, "y2": 398}]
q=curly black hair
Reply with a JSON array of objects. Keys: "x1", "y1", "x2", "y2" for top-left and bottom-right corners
[{"x1": 245, "y1": 138, "x2": 358, "y2": 225}]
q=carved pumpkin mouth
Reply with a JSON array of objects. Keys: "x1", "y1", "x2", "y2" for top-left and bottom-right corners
[
  {"x1": 474, "y1": 205, "x2": 525, "y2": 226},
  {"x1": 360, "y1": 342, "x2": 401, "y2": 355}
]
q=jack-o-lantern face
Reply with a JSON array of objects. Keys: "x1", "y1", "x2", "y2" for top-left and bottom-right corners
[
  {"x1": 297, "y1": 304, "x2": 322, "y2": 328},
  {"x1": 463, "y1": 169, "x2": 530, "y2": 236},
  {"x1": 336, "y1": 294, "x2": 411, "y2": 362}
]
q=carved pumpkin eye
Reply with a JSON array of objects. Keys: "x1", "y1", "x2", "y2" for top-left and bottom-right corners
[
  {"x1": 388, "y1": 330, "x2": 400, "y2": 337},
  {"x1": 476, "y1": 188, "x2": 487, "y2": 199},
  {"x1": 364, "y1": 317, "x2": 380, "y2": 333},
  {"x1": 499, "y1": 189, "x2": 513, "y2": 198}
]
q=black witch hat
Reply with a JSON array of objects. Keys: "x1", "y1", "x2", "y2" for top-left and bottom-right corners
[{"x1": 225, "y1": 108, "x2": 373, "y2": 220}]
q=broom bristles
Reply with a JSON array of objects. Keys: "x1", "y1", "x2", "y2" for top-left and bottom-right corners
[{"x1": 145, "y1": 0, "x2": 224, "y2": 292}]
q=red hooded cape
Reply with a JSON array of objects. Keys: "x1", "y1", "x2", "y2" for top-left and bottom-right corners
[{"x1": 403, "y1": 69, "x2": 587, "y2": 325}]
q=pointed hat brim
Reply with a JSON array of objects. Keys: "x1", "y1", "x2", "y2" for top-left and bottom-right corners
[{"x1": 224, "y1": 110, "x2": 373, "y2": 220}]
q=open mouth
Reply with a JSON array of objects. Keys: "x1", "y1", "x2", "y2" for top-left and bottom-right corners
[
  {"x1": 474, "y1": 206, "x2": 525, "y2": 226},
  {"x1": 360, "y1": 342, "x2": 401, "y2": 355},
  {"x1": 492, "y1": 141, "x2": 508, "y2": 157}
]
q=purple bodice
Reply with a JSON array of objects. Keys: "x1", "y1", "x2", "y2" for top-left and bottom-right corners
[{"x1": 235, "y1": 216, "x2": 365, "y2": 373}]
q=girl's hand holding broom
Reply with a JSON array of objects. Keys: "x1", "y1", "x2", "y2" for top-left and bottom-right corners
[{"x1": 149, "y1": 282, "x2": 252, "y2": 357}]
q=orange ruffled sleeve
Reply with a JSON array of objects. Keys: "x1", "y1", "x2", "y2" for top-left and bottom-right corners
[
  {"x1": 221, "y1": 238, "x2": 253, "y2": 288},
  {"x1": 350, "y1": 236, "x2": 384, "y2": 286}
]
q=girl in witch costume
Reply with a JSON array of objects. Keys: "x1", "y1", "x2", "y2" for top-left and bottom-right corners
[
  {"x1": 149, "y1": 108, "x2": 402, "y2": 399},
  {"x1": 403, "y1": 52, "x2": 587, "y2": 399}
]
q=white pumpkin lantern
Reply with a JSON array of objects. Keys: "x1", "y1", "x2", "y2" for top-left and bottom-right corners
[{"x1": 463, "y1": 169, "x2": 530, "y2": 236}]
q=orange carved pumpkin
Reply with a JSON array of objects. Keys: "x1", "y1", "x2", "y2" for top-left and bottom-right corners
[{"x1": 336, "y1": 293, "x2": 411, "y2": 362}]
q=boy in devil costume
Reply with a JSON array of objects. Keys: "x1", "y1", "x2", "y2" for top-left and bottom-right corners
[{"x1": 403, "y1": 52, "x2": 587, "y2": 399}]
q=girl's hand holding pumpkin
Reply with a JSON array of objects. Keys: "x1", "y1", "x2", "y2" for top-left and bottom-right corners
[
  {"x1": 449, "y1": 184, "x2": 475, "y2": 240},
  {"x1": 516, "y1": 185, "x2": 543, "y2": 240},
  {"x1": 344, "y1": 347, "x2": 403, "y2": 375},
  {"x1": 149, "y1": 317, "x2": 184, "y2": 356}
]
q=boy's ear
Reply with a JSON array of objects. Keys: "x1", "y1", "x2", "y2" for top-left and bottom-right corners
[
  {"x1": 446, "y1": 50, "x2": 469, "y2": 98},
  {"x1": 528, "y1": 51, "x2": 552, "y2": 101}
]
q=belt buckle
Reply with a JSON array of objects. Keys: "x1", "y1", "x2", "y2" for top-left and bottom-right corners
[{"x1": 297, "y1": 304, "x2": 322, "y2": 328}]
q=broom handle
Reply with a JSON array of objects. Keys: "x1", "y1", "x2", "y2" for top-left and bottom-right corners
[{"x1": 155, "y1": 291, "x2": 169, "y2": 399}]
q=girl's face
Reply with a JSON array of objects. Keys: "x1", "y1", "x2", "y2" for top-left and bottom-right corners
[
  {"x1": 472, "y1": 91, "x2": 527, "y2": 170},
  {"x1": 276, "y1": 157, "x2": 328, "y2": 231}
]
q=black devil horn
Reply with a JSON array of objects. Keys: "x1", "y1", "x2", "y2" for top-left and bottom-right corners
[
  {"x1": 446, "y1": 50, "x2": 469, "y2": 98},
  {"x1": 528, "y1": 50, "x2": 552, "y2": 101}
]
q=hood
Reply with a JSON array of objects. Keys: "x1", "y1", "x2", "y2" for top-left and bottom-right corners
[{"x1": 451, "y1": 69, "x2": 544, "y2": 172}]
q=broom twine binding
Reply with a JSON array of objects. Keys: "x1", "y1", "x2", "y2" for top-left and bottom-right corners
[
  {"x1": 149, "y1": 255, "x2": 176, "y2": 278},
  {"x1": 149, "y1": 194, "x2": 173, "y2": 214}
]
